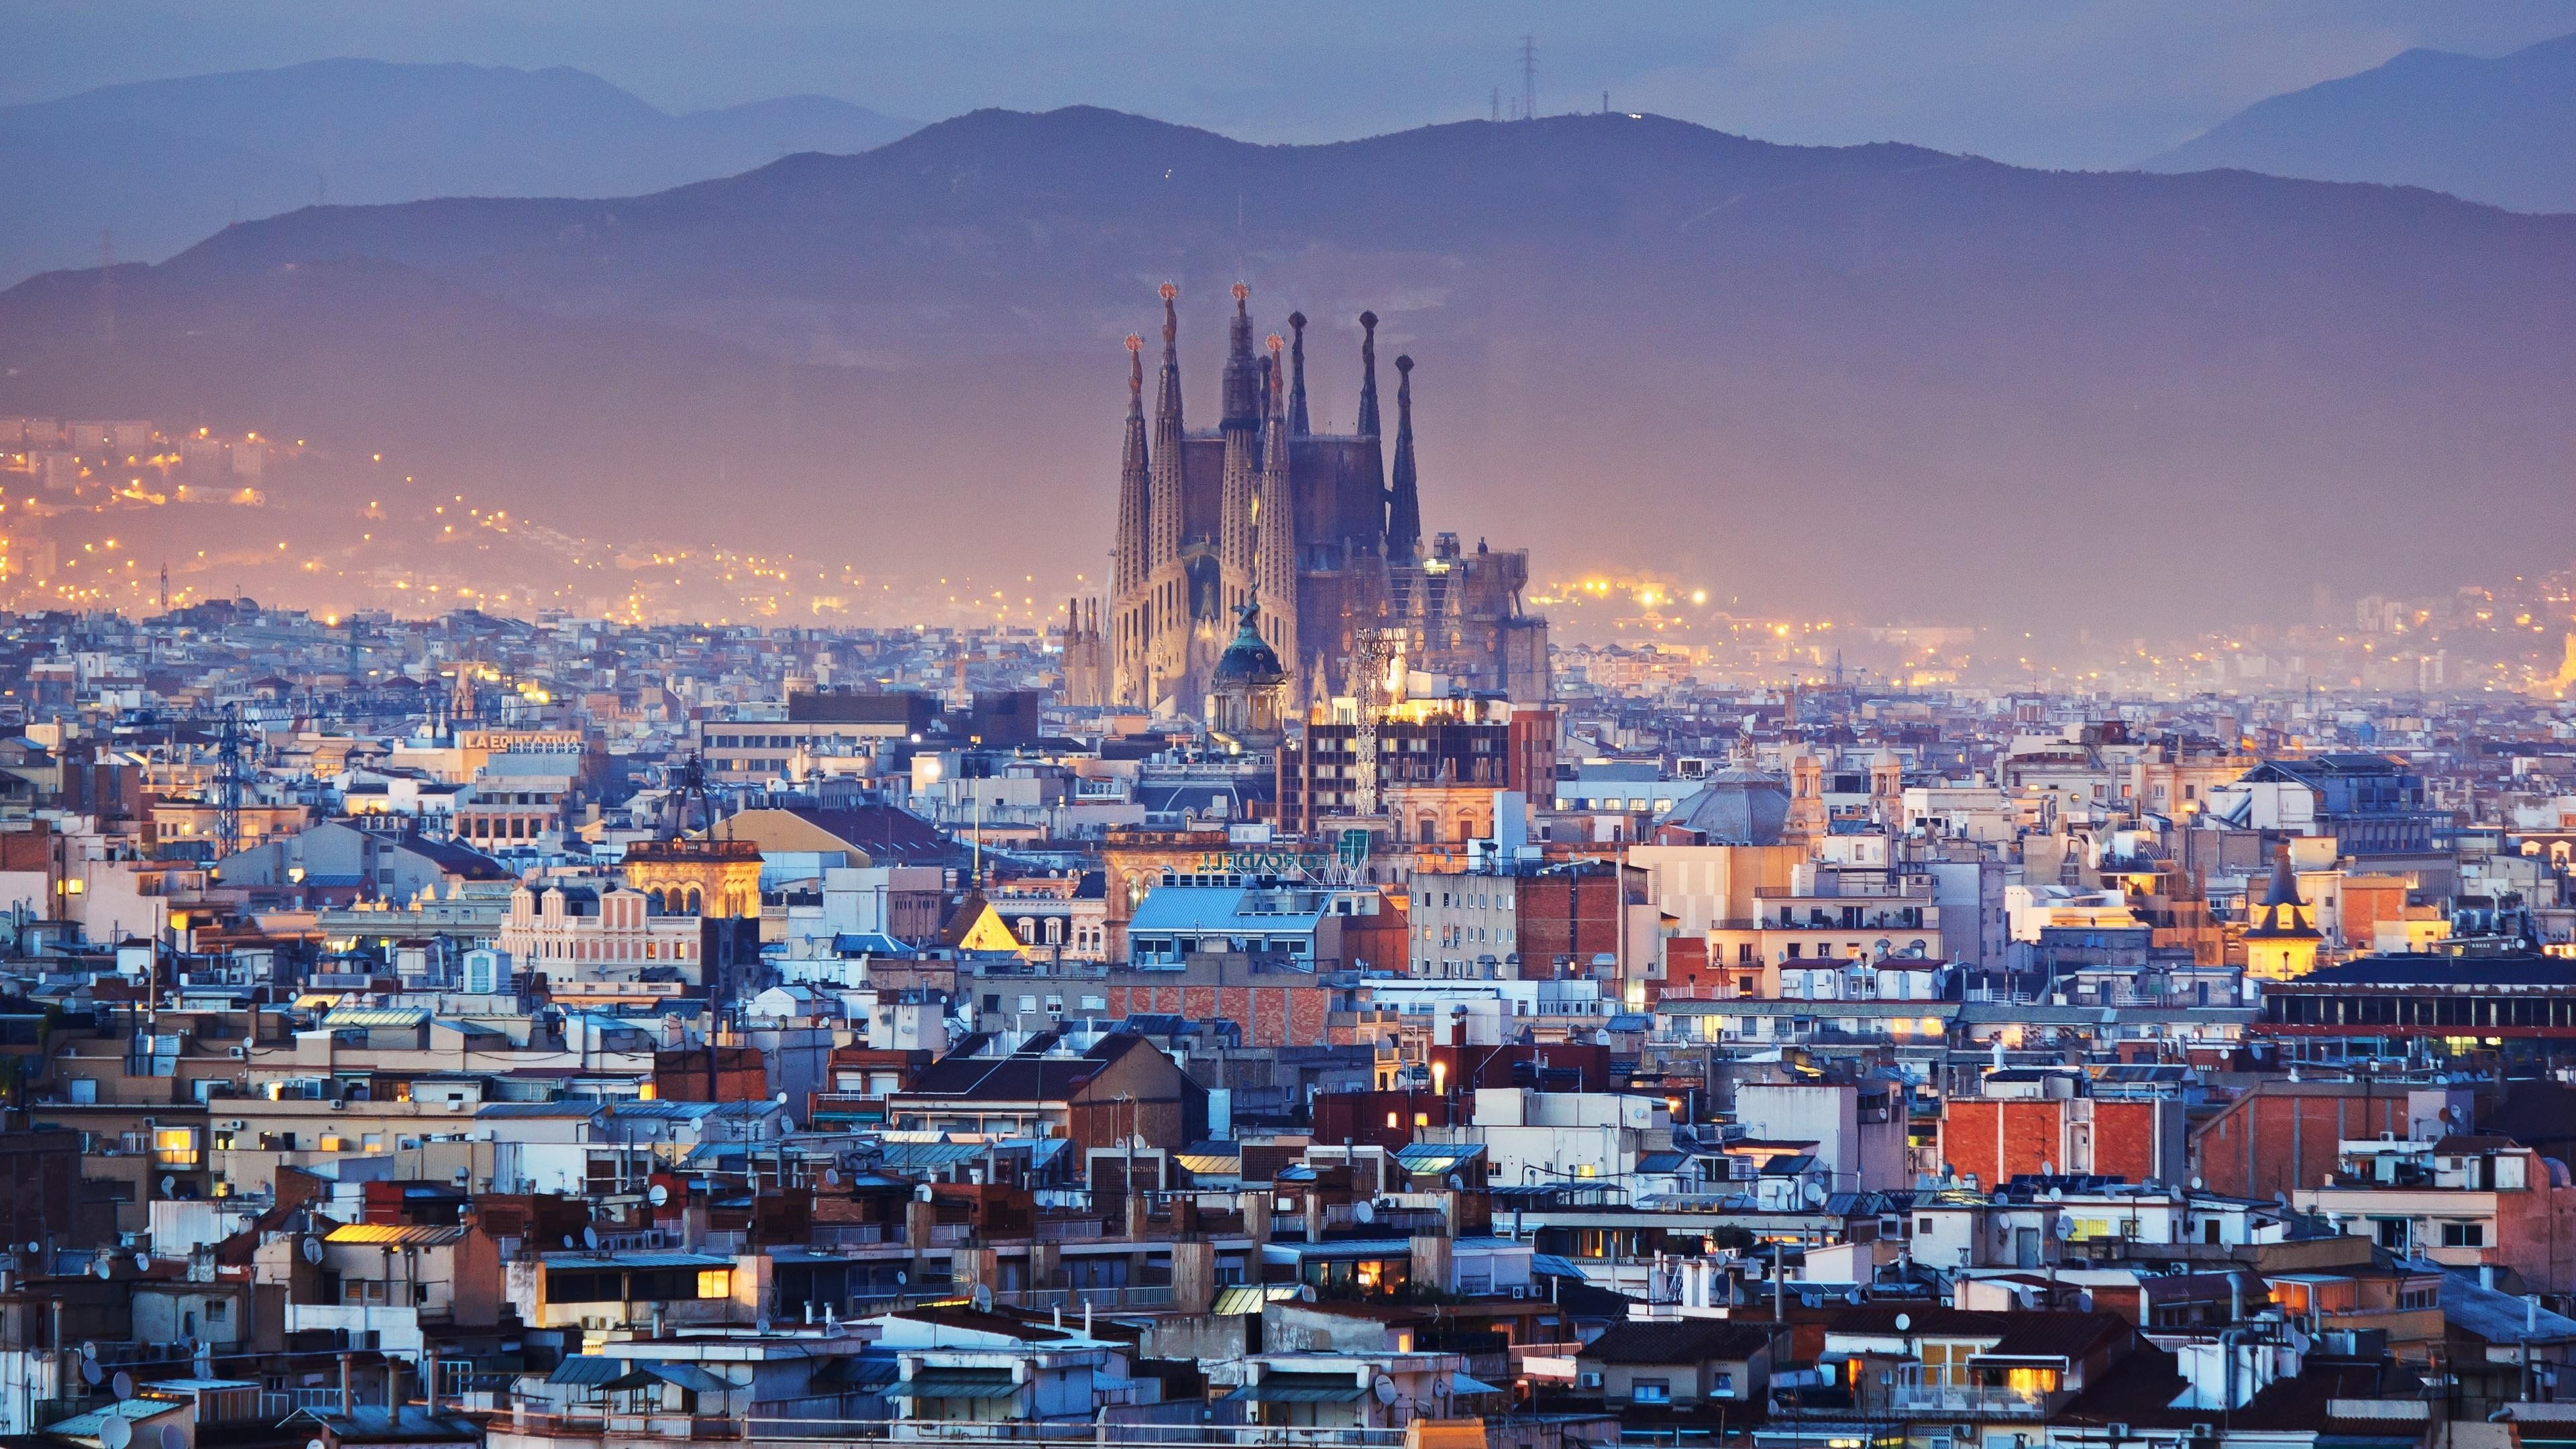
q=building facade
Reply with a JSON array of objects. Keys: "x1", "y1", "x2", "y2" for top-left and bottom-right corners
[{"x1": 1108, "y1": 286, "x2": 1548, "y2": 714}]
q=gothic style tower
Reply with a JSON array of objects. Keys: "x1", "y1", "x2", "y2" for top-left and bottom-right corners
[
  {"x1": 1259, "y1": 331, "x2": 1299, "y2": 692},
  {"x1": 1217, "y1": 283, "x2": 1261, "y2": 623},
  {"x1": 1387, "y1": 354, "x2": 1422, "y2": 562},
  {"x1": 1111, "y1": 333, "x2": 1150, "y2": 705},
  {"x1": 1355, "y1": 310, "x2": 1382, "y2": 444},
  {"x1": 1286, "y1": 311, "x2": 1311, "y2": 437},
  {"x1": 1140, "y1": 282, "x2": 1190, "y2": 706}
]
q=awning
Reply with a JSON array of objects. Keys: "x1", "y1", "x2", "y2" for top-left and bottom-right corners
[
  {"x1": 1227, "y1": 1374, "x2": 1371, "y2": 1403},
  {"x1": 547, "y1": 1356, "x2": 624, "y2": 1387},
  {"x1": 900, "y1": 1370, "x2": 1020, "y2": 1400},
  {"x1": 1394, "y1": 1143, "x2": 1485, "y2": 1177},
  {"x1": 1450, "y1": 1372, "x2": 1505, "y2": 1396},
  {"x1": 1532, "y1": 1253, "x2": 1589, "y2": 1281},
  {"x1": 1212, "y1": 1283, "x2": 1302, "y2": 1316}
]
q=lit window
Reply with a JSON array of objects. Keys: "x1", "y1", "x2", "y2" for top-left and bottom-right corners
[{"x1": 696, "y1": 1269, "x2": 732, "y2": 1299}]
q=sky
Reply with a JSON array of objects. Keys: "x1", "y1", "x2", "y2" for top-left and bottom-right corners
[{"x1": 6, "y1": 0, "x2": 2574, "y2": 169}]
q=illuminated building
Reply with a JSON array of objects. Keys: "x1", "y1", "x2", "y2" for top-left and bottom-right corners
[
  {"x1": 1107, "y1": 286, "x2": 1548, "y2": 714},
  {"x1": 2243, "y1": 846, "x2": 2323, "y2": 981}
]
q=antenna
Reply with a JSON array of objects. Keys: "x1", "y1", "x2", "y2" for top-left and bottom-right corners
[
  {"x1": 1520, "y1": 35, "x2": 1538, "y2": 121},
  {"x1": 1491, "y1": 87, "x2": 1501, "y2": 123},
  {"x1": 98, "y1": 230, "x2": 115, "y2": 347}
]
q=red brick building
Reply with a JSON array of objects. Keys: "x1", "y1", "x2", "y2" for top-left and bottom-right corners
[
  {"x1": 1938, "y1": 1077, "x2": 2186, "y2": 1187},
  {"x1": 2190, "y1": 1079, "x2": 2453, "y2": 1204}
]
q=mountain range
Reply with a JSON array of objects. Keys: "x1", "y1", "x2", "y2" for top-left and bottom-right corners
[
  {"x1": 2141, "y1": 31, "x2": 2576, "y2": 213},
  {"x1": 0, "y1": 59, "x2": 912, "y2": 286},
  {"x1": 3, "y1": 105, "x2": 2572, "y2": 635}
]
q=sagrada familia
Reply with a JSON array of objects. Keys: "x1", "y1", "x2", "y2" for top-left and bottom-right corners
[{"x1": 1064, "y1": 284, "x2": 1550, "y2": 717}]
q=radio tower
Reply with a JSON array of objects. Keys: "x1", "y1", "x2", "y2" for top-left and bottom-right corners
[{"x1": 1520, "y1": 36, "x2": 1538, "y2": 121}]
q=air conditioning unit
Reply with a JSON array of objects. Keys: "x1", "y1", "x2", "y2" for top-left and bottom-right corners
[
  {"x1": 223, "y1": 1120, "x2": 245, "y2": 1132},
  {"x1": 1510, "y1": 1285, "x2": 1527, "y2": 1299},
  {"x1": 227, "y1": 1046, "x2": 248, "y2": 1060}
]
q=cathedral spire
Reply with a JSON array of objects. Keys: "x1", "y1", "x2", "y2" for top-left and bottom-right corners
[
  {"x1": 1287, "y1": 311, "x2": 1311, "y2": 436},
  {"x1": 1387, "y1": 354, "x2": 1421, "y2": 561},
  {"x1": 1148, "y1": 284, "x2": 1186, "y2": 572},
  {"x1": 1222, "y1": 282, "x2": 1260, "y2": 427},
  {"x1": 1262, "y1": 331, "x2": 1301, "y2": 703},
  {"x1": 1114, "y1": 333, "x2": 1149, "y2": 598},
  {"x1": 1355, "y1": 310, "x2": 1381, "y2": 440}
]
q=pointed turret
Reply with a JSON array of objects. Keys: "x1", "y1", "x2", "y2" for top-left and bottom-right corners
[
  {"x1": 1221, "y1": 282, "x2": 1260, "y2": 427},
  {"x1": 1287, "y1": 311, "x2": 1311, "y2": 436},
  {"x1": 1355, "y1": 310, "x2": 1382, "y2": 440},
  {"x1": 2249, "y1": 845, "x2": 2318, "y2": 936},
  {"x1": 1218, "y1": 283, "x2": 1261, "y2": 602},
  {"x1": 1114, "y1": 333, "x2": 1150, "y2": 599},
  {"x1": 1147, "y1": 284, "x2": 1186, "y2": 572},
  {"x1": 1386, "y1": 354, "x2": 1422, "y2": 561},
  {"x1": 1260, "y1": 331, "x2": 1299, "y2": 685}
]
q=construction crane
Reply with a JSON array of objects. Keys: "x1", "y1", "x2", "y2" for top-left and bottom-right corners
[
  {"x1": 1346, "y1": 627, "x2": 1408, "y2": 822},
  {"x1": 212, "y1": 703, "x2": 248, "y2": 859}
]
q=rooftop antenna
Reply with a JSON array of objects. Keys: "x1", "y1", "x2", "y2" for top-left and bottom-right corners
[
  {"x1": 97, "y1": 231, "x2": 115, "y2": 347},
  {"x1": 1521, "y1": 35, "x2": 1538, "y2": 121}
]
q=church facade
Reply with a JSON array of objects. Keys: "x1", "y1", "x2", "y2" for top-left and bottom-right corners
[{"x1": 1105, "y1": 284, "x2": 1549, "y2": 716}]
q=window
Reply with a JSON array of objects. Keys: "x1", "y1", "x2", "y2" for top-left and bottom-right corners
[
  {"x1": 697, "y1": 1269, "x2": 733, "y2": 1299},
  {"x1": 2441, "y1": 1222, "x2": 2485, "y2": 1248},
  {"x1": 204, "y1": 1299, "x2": 227, "y2": 1322},
  {"x1": 1632, "y1": 1379, "x2": 1670, "y2": 1404}
]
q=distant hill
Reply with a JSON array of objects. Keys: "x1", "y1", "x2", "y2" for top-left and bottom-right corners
[
  {"x1": 2139, "y1": 32, "x2": 2576, "y2": 213},
  {"x1": 4, "y1": 106, "x2": 2573, "y2": 634},
  {"x1": 0, "y1": 59, "x2": 912, "y2": 284}
]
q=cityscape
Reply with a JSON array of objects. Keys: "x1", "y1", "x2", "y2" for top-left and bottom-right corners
[{"x1": 2, "y1": 6, "x2": 2576, "y2": 1449}]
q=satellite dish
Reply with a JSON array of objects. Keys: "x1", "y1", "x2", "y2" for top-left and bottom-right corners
[
  {"x1": 301, "y1": 1238, "x2": 323, "y2": 1265},
  {"x1": 582, "y1": 1226, "x2": 599, "y2": 1251},
  {"x1": 2077, "y1": 1290, "x2": 2096, "y2": 1311},
  {"x1": 100, "y1": 1418, "x2": 131, "y2": 1449},
  {"x1": 160, "y1": 1426, "x2": 184, "y2": 1449},
  {"x1": 1895, "y1": 1313, "x2": 1913, "y2": 1333},
  {"x1": 971, "y1": 1283, "x2": 993, "y2": 1313},
  {"x1": 894, "y1": 1271, "x2": 906, "y2": 1286},
  {"x1": 309, "y1": 1438, "x2": 328, "y2": 1449},
  {"x1": 823, "y1": 1168, "x2": 841, "y2": 1187},
  {"x1": 1299, "y1": 1283, "x2": 1318, "y2": 1303},
  {"x1": 1352, "y1": 1201, "x2": 1375, "y2": 1224},
  {"x1": 158, "y1": 1176, "x2": 174, "y2": 1197},
  {"x1": 2057, "y1": 1214, "x2": 2077, "y2": 1240},
  {"x1": 648, "y1": 1184, "x2": 669, "y2": 1207},
  {"x1": 2190, "y1": 1176, "x2": 2204, "y2": 1191},
  {"x1": 80, "y1": 1360, "x2": 102, "y2": 1387},
  {"x1": 561, "y1": 1234, "x2": 576, "y2": 1248},
  {"x1": 775, "y1": 1091, "x2": 789, "y2": 1106},
  {"x1": 93, "y1": 1260, "x2": 111, "y2": 1281},
  {"x1": 80, "y1": 1342, "x2": 97, "y2": 1364},
  {"x1": 111, "y1": 1371, "x2": 135, "y2": 1400},
  {"x1": 1803, "y1": 1181, "x2": 1827, "y2": 1207},
  {"x1": 915, "y1": 1183, "x2": 934, "y2": 1203},
  {"x1": 1373, "y1": 1374, "x2": 1398, "y2": 1406},
  {"x1": 1447, "y1": 1173, "x2": 1463, "y2": 1191},
  {"x1": 133, "y1": 1252, "x2": 150, "y2": 1272}
]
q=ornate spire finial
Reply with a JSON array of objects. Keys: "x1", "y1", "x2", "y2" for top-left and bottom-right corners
[
  {"x1": 1232, "y1": 281, "x2": 1250, "y2": 307},
  {"x1": 1287, "y1": 312, "x2": 1309, "y2": 435},
  {"x1": 1125, "y1": 333, "x2": 1143, "y2": 396},
  {"x1": 1266, "y1": 333, "x2": 1284, "y2": 357}
]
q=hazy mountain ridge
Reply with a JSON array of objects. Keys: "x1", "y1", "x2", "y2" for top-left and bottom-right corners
[
  {"x1": 5, "y1": 107, "x2": 2574, "y2": 633},
  {"x1": 2139, "y1": 32, "x2": 2576, "y2": 213},
  {"x1": 0, "y1": 58, "x2": 913, "y2": 285}
]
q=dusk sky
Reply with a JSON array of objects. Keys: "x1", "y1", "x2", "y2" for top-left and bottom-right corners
[{"x1": 9, "y1": 0, "x2": 2573, "y2": 168}]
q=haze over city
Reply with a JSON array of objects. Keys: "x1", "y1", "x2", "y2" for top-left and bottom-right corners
[{"x1": 7, "y1": 9, "x2": 2576, "y2": 1449}]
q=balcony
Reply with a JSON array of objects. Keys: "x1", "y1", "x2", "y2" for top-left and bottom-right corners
[{"x1": 1888, "y1": 1370, "x2": 2057, "y2": 1417}]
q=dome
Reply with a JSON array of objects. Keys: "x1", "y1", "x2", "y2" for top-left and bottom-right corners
[
  {"x1": 1212, "y1": 600, "x2": 1286, "y2": 686},
  {"x1": 1660, "y1": 767, "x2": 1791, "y2": 845}
]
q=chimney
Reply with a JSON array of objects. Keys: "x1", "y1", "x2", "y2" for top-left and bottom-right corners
[{"x1": 339, "y1": 1352, "x2": 353, "y2": 1417}]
